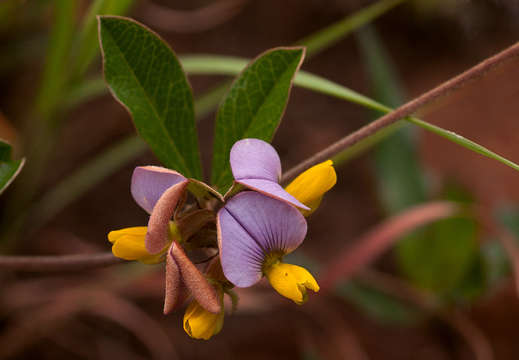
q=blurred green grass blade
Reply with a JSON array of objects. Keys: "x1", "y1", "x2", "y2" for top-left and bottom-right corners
[
  {"x1": 299, "y1": 0, "x2": 407, "y2": 58},
  {"x1": 98, "y1": 16, "x2": 202, "y2": 179},
  {"x1": 181, "y1": 55, "x2": 389, "y2": 112},
  {"x1": 30, "y1": 136, "x2": 146, "y2": 230},
  {"x1": 336, "y1": 280, "x2": 422, "y2": 325},
  {"x1": 73, "y1": 0, "x2": 135, "y2": 79},
  {"x1": 210, "y1": 47, "x2": 305, "y2": 191},
  {"x1": 34, "y1": 0, "x2": 77, "y2": 121},
  {"x1": 356, "y1": 25, "x2": 427, "y2": 214},
  {"x1": 0, "y1": 140, "x2": 24, "y2": 196}
]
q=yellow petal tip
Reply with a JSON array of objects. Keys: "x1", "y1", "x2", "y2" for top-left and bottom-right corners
[{"x1": 265, "y1": 262, "x2": 319, "y2": 305}]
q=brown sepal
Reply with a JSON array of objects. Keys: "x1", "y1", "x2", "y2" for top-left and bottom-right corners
[
  {"x1": 146, "y1": 180, "x2": 188, "y2": 254},
  {"x1": 170, "y1": 242, "x2": 221, "y2": 314}
]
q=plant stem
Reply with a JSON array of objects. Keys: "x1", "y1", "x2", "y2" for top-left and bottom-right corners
[
  {"x1": 281, "y1": 41, "x2": 519, "y2": 182},
  {"x1": 0, "y1": 253, "x2": 121, "y2": 272}
]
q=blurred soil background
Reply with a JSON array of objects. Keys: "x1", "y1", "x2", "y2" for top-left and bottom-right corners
[{"x1": 1, "y1": 0, "x2": 519, "y2": 359}]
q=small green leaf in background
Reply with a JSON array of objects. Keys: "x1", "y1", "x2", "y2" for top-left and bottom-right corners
[
  {"x1": 0, "y1": 140, "x2": 24, "y2": 195},
  {"x1": 211, "y1": 47, "x2": 305, "y2": 192},
  {"x1": 497, "y1": 205, "x2": 519, "y2": 238},
  {"x1": 98, "y1": 16, "x2": 202, "y2": 179},
  {"x1": 397, "y1": 185, "x2": 479, "y2": 294},
  {"x1": 336, "y1": 280, "x2": 422, "y2": 325}
]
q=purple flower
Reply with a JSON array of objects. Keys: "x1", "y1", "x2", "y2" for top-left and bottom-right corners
[
  {"x1": 230, "y1": 139, "x2": 309, "y2": 210},
  {"x1": 217, "y1": 191, "x2": 319, "y2": 304}
]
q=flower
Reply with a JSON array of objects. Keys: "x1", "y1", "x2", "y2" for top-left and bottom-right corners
[
  {"x1": 109, "y1": 166, "x2": 221, "y2": 316},
  {"x1": 230, "y1": 139, "x2": 336, "y2": 216},
  {"x1": 285, "y1": 159, "x2": 337, "y2": 216},
  {"x1": 230, "y1": 139, "x2": 309, "y2": 210},
  {"x1": 107, "y1": 137, "x2": 337, "y2": 338},
  {"x1": 183, "y1": 294, "x2": 225, "y2": 340},
  {"x1": 217, "y1": 191, "x2": 319, "y2": 304},
  {"x1": 108, "y1": 226, "x2": 164, "y2": 264},
  {"x1": 183, "y1": 259, "x2": 228, "y2": 340}
]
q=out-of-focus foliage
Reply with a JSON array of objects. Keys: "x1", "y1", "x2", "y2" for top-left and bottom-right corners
[{"x1": 0, "y1": 140, "x2": 23, "y2": 195}]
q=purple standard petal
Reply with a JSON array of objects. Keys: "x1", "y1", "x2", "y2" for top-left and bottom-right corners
[
  {"x1": 237, "y1": 178, "x2": 309, "y2": 210},
  {"x1": 217, "y1": 191, "x2": 307, "y2": 287},
  {"x1": 146, "y1": 180, "x2": 188, "y2": 254},
  {"x1": 131, "y1": 166, "x2": 187, "y2": 214},
  {"x1": 230, "y1": 138, "x2": 281, "y2": 182},
  {"x1": 230, "y1": 139, "x2": 309, "y2": 210}
]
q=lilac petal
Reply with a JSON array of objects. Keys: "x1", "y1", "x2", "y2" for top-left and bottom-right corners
[
  {"x1": 230, "y1": 139, "x2": 309, "y2": 210},
  {"x1": 237, "y1": 178, "x2": 309, "y2": 210},
  {"x1": 217, "y1": 191, "x2": 307, "y2": 287},
  {"x1": 230, "y1": 139, "x2": 281, "y2": 182},
  {"x1": 131, "y1": 166, "x2": 186, "y2": 214},
  {"x1": 146, "y1": 180, "x2": 188, "y2": 254},
  {"x1": 170, "y1": 243, "x2": 221, "y2": 314}
]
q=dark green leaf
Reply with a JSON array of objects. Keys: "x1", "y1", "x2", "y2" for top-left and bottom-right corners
[
  {"x1": 211, "y1": 47, "x2": 305, "y2": 191},
  {"x1": 0, "y1": 140, "x2": 24, "y2": 195},
  {"x1": 397, "y1": 186, "x2": 478, "y2": 294},
  {"x1": 98, "y1": 16, "x2": 202, "y2": 179}
]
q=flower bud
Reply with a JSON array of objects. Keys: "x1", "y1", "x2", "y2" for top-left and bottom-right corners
[
  {"x1": 183, "y1": 289, "x2": 224, "y2": 340},
  {"x1": 108, "y1": 227, "x2": 163, "y2": 264}
]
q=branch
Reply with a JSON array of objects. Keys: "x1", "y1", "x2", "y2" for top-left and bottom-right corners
[
  {"x1": 282, "y1": 41, "x2": 519, "y2": 182},
  {"x1": 0, "y1": 253, "x2": 122, "y2": 272}
]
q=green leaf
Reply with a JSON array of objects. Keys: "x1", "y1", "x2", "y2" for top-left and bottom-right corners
[
  {"x1": 397, "y1": 185, "x2": 478, "y2": 294},
  {"x1": 0, "y1": 140, "x2": 24, "y2": 195},
  {"x1": 98, "y1": 16, "x2": 202, "y2": 179},
  {"x1": 210, "y1": 47, "x2": 305, "y2": 191}
]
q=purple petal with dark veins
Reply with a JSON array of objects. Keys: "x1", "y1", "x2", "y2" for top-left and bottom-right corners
[
  {"x1": 237, "y1": 178, "x2": 309, "y2": 210},
  {"x1": 230, "y1": 139, "x2": 281, "y2": 182},
  {"x1": 131, "y1": 166, "x2": 186, "y2": 214},
  {"x1": 217, "y1": 191, "x2": 307, "y2": 287}
]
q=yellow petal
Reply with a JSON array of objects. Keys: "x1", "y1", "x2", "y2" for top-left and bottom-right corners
[
  {"x1": 285, "y1": 160, "x2": 336, "y2": 216},
  {"x1": 183, "y1": 290, "x2": 225, "y2": 340},
  {"x1": 264, "y1": 262, "x2": 319, "y2": 305},
  {"x1": 107, "y1": 227, "x2": 163, "y2": 264}
]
